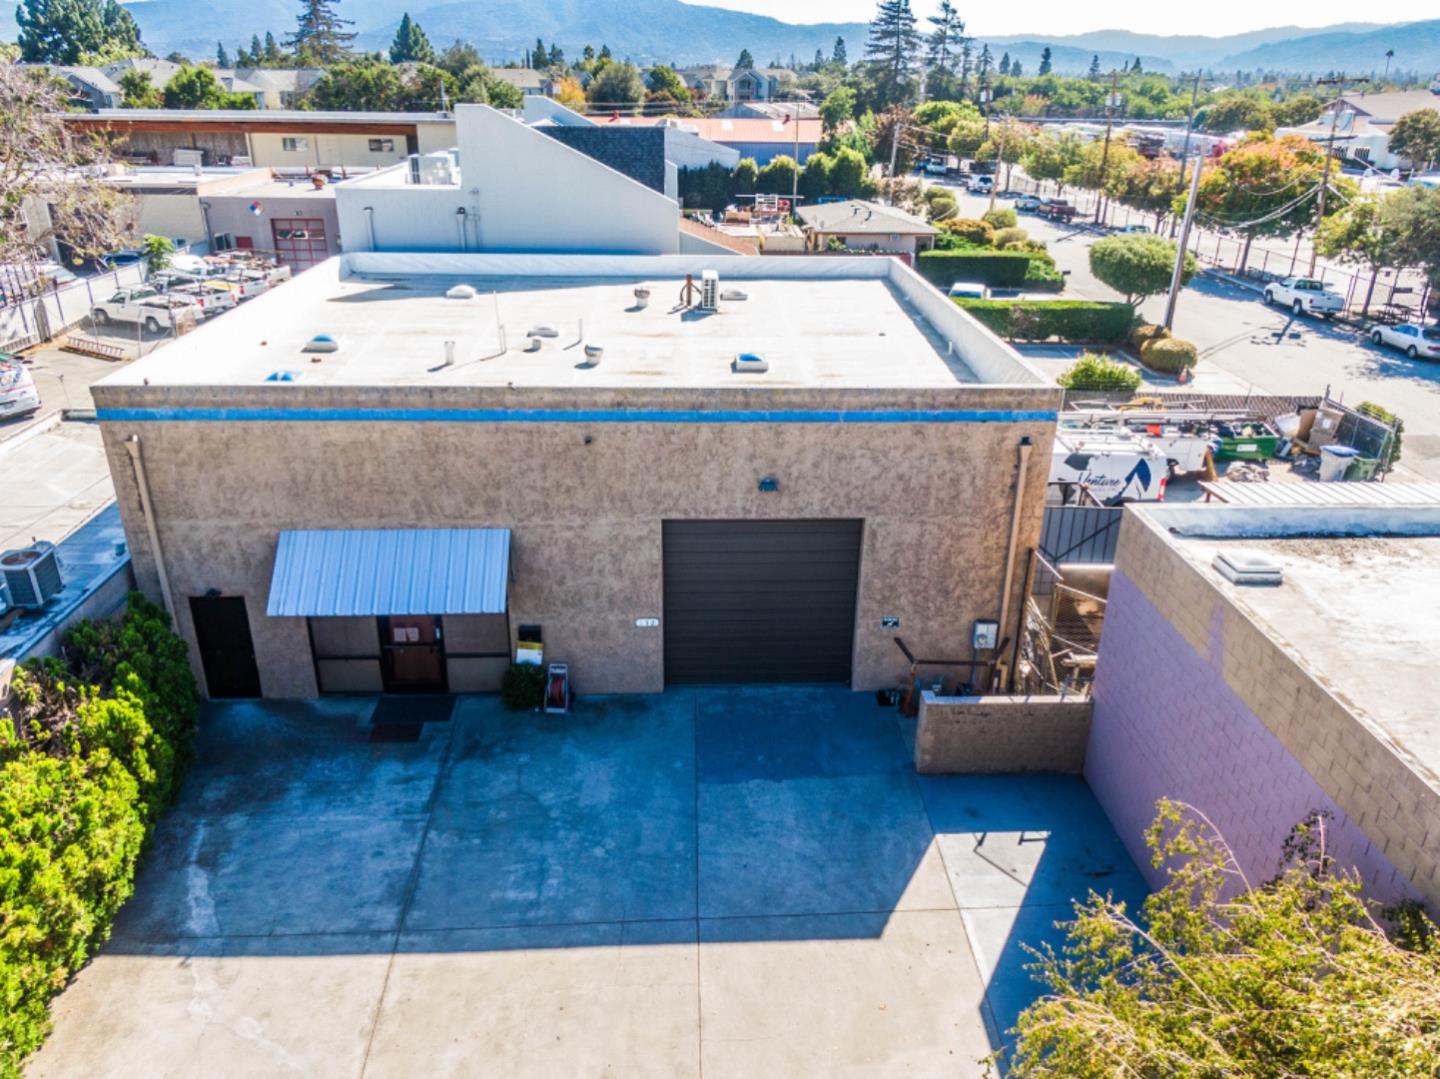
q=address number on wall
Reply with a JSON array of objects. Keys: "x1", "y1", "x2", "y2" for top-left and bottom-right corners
[{"x1": 635, "y1": 617, "x2": 660, "y2": 628}]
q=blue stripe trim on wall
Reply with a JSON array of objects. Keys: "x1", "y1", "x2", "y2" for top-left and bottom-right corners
[{"x1": 96, "y1": 406, "x2": 1058, "y2": 425}]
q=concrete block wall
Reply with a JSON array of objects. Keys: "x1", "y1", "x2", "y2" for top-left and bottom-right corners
[
  {"x1": 1087, "y1": 514, "x2": 1431, "y2": 910},
  {"x1": 915, "y1": 693, "x2": 1091, "y2": 774}
]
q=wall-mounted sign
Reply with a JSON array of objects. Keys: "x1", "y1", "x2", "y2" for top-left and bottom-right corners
[
  {"x1": 880, "y1": 615, "x2": 900, "y2": 629},
  {"x1": 635, "y1": 617, "x2": 660, "y2": 628}
]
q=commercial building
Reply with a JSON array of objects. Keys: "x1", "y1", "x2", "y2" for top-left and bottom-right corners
[
  {"x1": 93, "y1": 251, "x2": 1057, "y2": 701},
  {"x1": 603, "y1": 115, "x2": 823, "y2": 165},
  {"x1": 64, "y1": 110, "x2": 458, "y2": 171},
  {"x1": 1087, "y1": 502, "x2": 1440, "y2": 912},
  {"x1": 1282, "y1": 88, "x2": 1440, "y2": 172}
]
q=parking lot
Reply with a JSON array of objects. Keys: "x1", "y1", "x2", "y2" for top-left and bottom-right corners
[
  {"x1": 29, "y1": 688, "x2": 1147, "y2": 1078},
  {"x1": 931, "y1": 182, "x2": 1440, "y2": 480}
]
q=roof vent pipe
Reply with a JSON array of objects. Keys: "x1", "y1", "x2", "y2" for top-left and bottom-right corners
[{"x1": 442, "y1": 340, "x2": 455, "y2": 367}]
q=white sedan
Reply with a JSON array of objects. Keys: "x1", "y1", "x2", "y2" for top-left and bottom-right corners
[{"x1": 1370, "y1": 321, "x2": 1440, "y2": 360}]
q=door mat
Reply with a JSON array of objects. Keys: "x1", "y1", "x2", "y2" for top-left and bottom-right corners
[
  {"x1": 372, "y1": 695, "x2": 455, "y2": 727},
  {"x1": 369, "y1": 722, "x2": 422, "y2": 743}
]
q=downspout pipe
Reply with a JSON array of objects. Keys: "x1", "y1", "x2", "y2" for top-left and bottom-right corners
[
  {"x1": 123, "y1": 435, "x2": 177, "y2": 622},
  {"x1": 995, "y1": 436, "x2": 1034, "y2": 691}
]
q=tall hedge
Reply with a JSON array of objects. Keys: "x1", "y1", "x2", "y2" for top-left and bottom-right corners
[
  {"x1": 954, "y1": 299, "x2": 1135, "y2": 342},
  {"x1": 917, "y1": 249, "x2": 1035, "y2": 288},
  {"x1": 0, "y1": 593, "x2": 198, "y2": 1075}
]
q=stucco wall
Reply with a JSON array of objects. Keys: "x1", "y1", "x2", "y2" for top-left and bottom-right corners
[
  {"x1": 915, "y1": 693, "x2": 1092, "y2": 774},
  {"x1": 1088, "y1": 515, "x2": 1429, "y2": 910},
  {"x1": 96, "y1": 383, "x2": 1055, "y2": 701},
  {"x1": 204, "y1": 194, "x2": 341, "y2": 259},
  {"x1": 248, "y1": 132, "x2": 413, "y2": 170}
]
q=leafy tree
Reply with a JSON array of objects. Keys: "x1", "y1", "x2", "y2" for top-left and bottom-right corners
[
  {"x1": 1114, "y1": 155, "x2": 1184, "y2": 229},
  {"x1": 1087, "y1": 54, "x2": 1100, "y2": 79},
  {"x1": 118, "y1": 68, "x2": 160, "y2": 107},
  {"x1": 865, "y1": 0, "x2": 920, "y2": 108},
  {"x1": 1130, "y1": 55, "x2": 1142, "y2": 73},
  {"x1": 1194, "y1": 134, "x2": 1341, "y2": 271},
  {"x1": 480, "y1": 73, "x2": 522, "y2": 109},
  {"x1": 998, "y1": 800, "x2": 1440, "y2": 1078},
  {"x1": 1200, "y1": 93, "x2": 1273, "y2": 134},
  {"x1": 216, "y1": 41, "x2": 230, "y2": 67},
  {"x1": 531, "y1": 37, "x2": 547, "y2": 69},
  {"x1": 924, "y1": 0, "x2": 964, "y2": 100},
  {"x1": 163, "y1": 66, "x2": 255, "y2": 109},
  {"x1": 586, "y1": 61, "x2": 646, "y2": 113},
  {"x1": 308, "y1": 57, "x2": 408, "y2": 110},
  {"x1": 1383, "y1": 183, "x2": 1440, "y2": 297},
  {"x1": 16, "y1": 0, "x2": 144, "y2": 64},
  {"x1": 1089, "y1": 233, "x2": 1195, "y2": 308},
  {"x1": 757, "y1": 154, "x2": 798, "y2": 195},
  {"x1": 735, "y1": 48, "x2": 754, "y2": 69},
  {"x1": 828, "y1": 145, "x2": 870, "y2": 197},
  {"x1": 797, "y1": 151, "x2": 832, "y2": 200},
  {"x1": 647, "y1": 64, "x2": 692, "y2": 105},
  {"x1": 832, "y1": 36, "x2": 847, "y2": 66},
  {"x1": 1389, "y1": 109, "x2": 1440, "y2": 172},
  {"x1": 731, "y1": 156, "x2": 759, "y2": 194},
  {"x1": 263, "y1": 31, "x2": 284, "y2": 65},
  {"x1": 1056, "y1": 352, "x2": 1142, "y2": 392},
  {"x1": 1010, "y1": 60, "x2": 1023, "y2": 77},
  {"x1": 389, "y1": 14, "x2": 435, "y2": 65},
  {"x1": 819, "y1": 85, "x2": 856, "y2": 135},
  {"x1": 285, "y1": 0, "x2": 356, "y2": 65},
  {"x1": 1316, "y1": 193, "x2": 1402, "y2": 314},
  {"x1": 975, "y1": 43, "x2": 993, "y2": 98},
  {"x1": 548, "y1": 44, "x2": 564, "y2": 67},
  {"x1": 555, "y1": 75, "x2": 587, "y2": 110},
  {"x1": 1038, "y1": 47, "x2": 1052, "y2": 76},
  {"x1": 139, "y1": 233, "x2": 175, "y2": 274},
  {"x1": 1271, "y1": 92, "x2": 1322, "y2": 127},
  {"x1": 998, "y1": 52, "x2": 1011, "y2": 77},
  {"x1": 438, "y1": 40, "x2": 481, "y2": 76}
]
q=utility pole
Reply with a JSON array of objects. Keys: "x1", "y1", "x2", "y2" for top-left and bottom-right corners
[
  {"x1": 886, "y1": 116, "x2": 903, "y2": 203},
  {"x1": 988, "y1": 117, "x2": 1007, "y2": 215},
  {"x1": 790, "y1": 110, "x2": 800, "y2": 207},
  {"x1": 1307, "y1": 75, "x2": 1368, "y2": 276},
  {"x1": 1094, "y1": 71, "x2": 1121, "y2": 225},
  {"x1": 1163, "y1": 153, "x2": 1204, "y2": 331},
  {"x1": 1170, "y1": 73, "x2": 1201, "y2": 237}
]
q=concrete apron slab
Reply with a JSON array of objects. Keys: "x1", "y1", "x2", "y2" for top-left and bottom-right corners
[{"x1": 28, "y1": 689, "x2": 1145, "y2": 1078}]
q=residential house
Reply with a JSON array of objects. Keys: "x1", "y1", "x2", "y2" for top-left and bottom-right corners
[
  {"x1": 1282, "y1": 87, "x2": 1440, "y2": 172},
  {"x1": 488, "y1": 67, "x2": 558, "y2": 97},
  {"x1": 795, "y1": 200, "x2": 939, "y2": 259},
  {"x1": 18, "y1": 64, "x2": 124, "y2": 109},
  {"x1": 676, "y1": 64, "x2": 793, "y2": 103}
]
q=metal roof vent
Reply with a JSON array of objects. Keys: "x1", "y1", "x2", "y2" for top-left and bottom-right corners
[
  {"x1": 302, "y1": 333, "x2": 339, "y2": 353},
  {"x1": 733, "y1": 352, "x2": 768, "y2": 373},
  {"x1": 582, "y1": 344, "x2": 603, "y2": 367},
  {"x1": 633, "y1": 285, "x2": 651, "y2": 310},
  {"x1": 1212, "y1": 549, "x2": 1283, "y2": 587},
  {"x1": 528, "y1": 324, "x2": 559, "y2": 338},
  {"x1": 721, "y1": 288, "x2": 749, "y2": 302},
  {"x1": 446, "y1": 284, "x2": 477, "y2": 299}
]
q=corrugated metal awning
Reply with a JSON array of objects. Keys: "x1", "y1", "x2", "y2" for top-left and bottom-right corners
[
  {"x1": 266, "y1": 529, "x2": 510, "y2": 617},
  {"x1": 1199, "y1": 481, "x2": 1440, "y2": 507}
]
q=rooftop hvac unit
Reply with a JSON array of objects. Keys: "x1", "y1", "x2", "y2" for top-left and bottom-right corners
[
  {"x1": 699, "y1": 269, "x2": 720, "y2": 311},
  {"x1": 1, "y1": 542, "x2": 64, "y2": 609}
]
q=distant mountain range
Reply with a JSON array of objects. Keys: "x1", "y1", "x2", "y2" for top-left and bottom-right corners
[{"x1": 4, "y1": 1, "x2": 1440, "y2": 78}]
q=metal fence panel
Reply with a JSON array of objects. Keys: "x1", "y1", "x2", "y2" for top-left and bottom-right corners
[{"x1": 1040, "y1": 505, "x2": 1124, "y2": 565}]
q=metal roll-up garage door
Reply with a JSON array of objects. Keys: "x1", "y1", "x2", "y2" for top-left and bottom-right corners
[{"x1": 662, "y1": 519, "x2": 862, "y2": 684}]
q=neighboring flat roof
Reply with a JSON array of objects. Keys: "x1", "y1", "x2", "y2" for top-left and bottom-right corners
[
  {"x1": 95, "y1": 253, "x2": 1051, "y2": 392},
  {"x1": 67, "y1": 109, "x2": 454, "y2": 126},
  {"x1": 797, "y1": 200, "x2": 939, "y2": 236},
  {"x1": 1136, "y1": 504, "x2": 1440, "y2": 793},
  {"x1": 607, "y1": 116, "x2": 823, "y2": 143}
]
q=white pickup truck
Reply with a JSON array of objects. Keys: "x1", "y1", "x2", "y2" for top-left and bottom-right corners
[
  {"x1": 1263, "y1": 277, "x2": 1344, "y2": 318},
  {"x1": 92, "y1": 288, "x2": 201, "y2": 333}
]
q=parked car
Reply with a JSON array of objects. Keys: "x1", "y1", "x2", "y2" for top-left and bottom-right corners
[
  {"x1": 1037, "y1": 198, "x2": 1078, "y2": 222},
  {"x1": 970, "y1": 175, "x2": 994, "y2": 194},
  {"x1": 1116, "y1": 223, "x2": 1151, "y2": 234},
  {"x1": 0, "y1": 355, "x2": 41, "y2": 420},
  {"x1": 1263, "y1": 277, "x2": 1343, "y2": 318},
  {"x1": 948, "y1": 282, "x2": 990, "y2": 300},
  {"x1": 1015, "y1": 193, "x2": 1042, "y2": 212},
  {"x1": 221, "y1": 270, "x2": 273, "y2": 300},
  {"x1": 1370, "y1": 321, "x2": 1440, "y2": 360},
  {"x1": 91, "y1": 287, "x2": 201, "y2": 332}
]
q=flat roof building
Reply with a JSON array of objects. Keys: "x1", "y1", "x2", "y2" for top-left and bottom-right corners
[
  {"x1": 1089, "y1": 502, "x2": 1440, "y2": 913},
  {"x1": 94, "y1": 251, "x2": 1058, "y2": 700}
]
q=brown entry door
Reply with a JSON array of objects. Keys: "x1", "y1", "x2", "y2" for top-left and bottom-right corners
[
  {"x1": 270, "y1": 218, "x2": 329, "y2": 270},
  {"x1": 380, "y1": 615, "x2": 447, "y2": 693}
]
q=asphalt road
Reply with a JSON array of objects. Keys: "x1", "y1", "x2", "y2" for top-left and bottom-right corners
[{"x1": 932, "y1": 183, "x2": 1440, "y2": 480}]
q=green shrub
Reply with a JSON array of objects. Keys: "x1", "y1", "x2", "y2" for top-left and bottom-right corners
[
  {"x1": 981, "y1": 207, "x2": 1017, "y2": 229},
  {"x1": 1023, "y1": 259, "x2": 1065, "y2": 291},
  {"x1": 1357, "y1": 400, "x2": 1403, "y2": 469},
  {"x1": 917, "y1": 249, "x2": 1035, "y2": 288},
  {"x1": 954, "y1": 299, "x2": 1135, "y2": 342},
  {"x1": 1128, "y1": 321, "x2": 1171, "y2": 348},
  {"x1": 500, "y1": 663, "x2": 547, "y2": 711},
  {"x1": 1140, "y1": 335, "x2": 1199, "y2": 374},
  {"x1": 992, "y1": 226, "x2": 1029, "y2": 249},
  {"x1": 940, "y1": 217, "x2": 994, "y2": 245},
  {"x1": 0, "y1": 593, "x2": 199, "y2": 1076},
  {"x1": 1090, "y1": 233, "x2": 1196, "y2": 307},
  {"x1": 1056, "y1": 352, "x2": 1143, "y2": 392}
]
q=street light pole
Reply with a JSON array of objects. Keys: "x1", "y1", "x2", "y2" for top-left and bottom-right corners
[
  {"x1": 1163, "y1": 153, "x2": 1204, "y2": 331},
  {"x1": 1094, "y1": 71, "x2": 1121, "y2": 225}
]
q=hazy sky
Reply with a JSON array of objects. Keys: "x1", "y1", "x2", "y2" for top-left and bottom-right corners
[{"x1": 684, "y1": 0, "x2": 1427, "y2": 38}]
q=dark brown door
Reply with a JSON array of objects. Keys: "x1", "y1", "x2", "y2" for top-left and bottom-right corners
[
  {"x1": 380, "y1": 616, "x2": 447, "y2": 693},
  {"x1": 189, "y1": 596, "x2": 262, "y2": 698},
  {"x1": 662, "y1": 520, "x2": 862, "y2": 684}
]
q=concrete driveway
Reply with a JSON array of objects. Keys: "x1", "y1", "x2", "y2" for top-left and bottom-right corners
[{"x1": 29, "y1": 688, "x2": 1145, "y2": 1078}]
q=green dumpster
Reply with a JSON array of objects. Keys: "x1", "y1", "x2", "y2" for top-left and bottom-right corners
[{"x1": 1214, "y1": 421, "x2": 1280, "y2": 461}]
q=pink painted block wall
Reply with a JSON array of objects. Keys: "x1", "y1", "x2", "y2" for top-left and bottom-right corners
[{"x1": 1086, "y1": 570, "x2": 1417, "y2": 905}]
